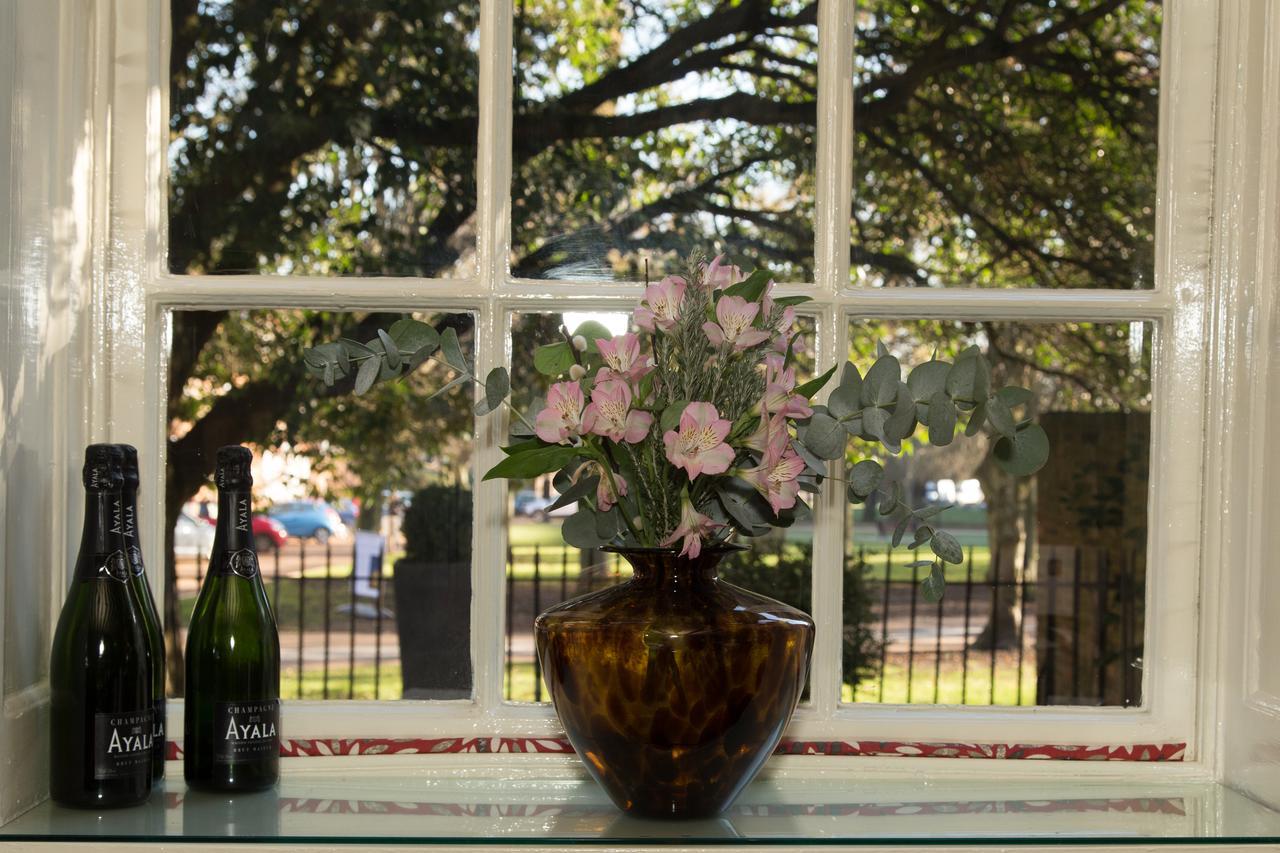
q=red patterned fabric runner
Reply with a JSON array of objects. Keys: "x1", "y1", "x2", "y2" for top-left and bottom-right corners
[{"x1": 164, "y1": 737, "x2": 1185, "y2": 762}]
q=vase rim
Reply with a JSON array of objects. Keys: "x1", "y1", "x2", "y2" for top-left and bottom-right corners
[{"x1": 600, "y1": 541, "x2": 749, "y2": 556}]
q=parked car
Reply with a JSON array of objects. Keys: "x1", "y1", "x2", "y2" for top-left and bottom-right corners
[
  {"x1": 924, "y1": 478, "x2": 987, "y2": 507},
  {"x1": 267, "y1": 500, "x2": 347, "y2": 543},
  {"x1": 512, "y1": 489, "x2": 575, "y2": 520},
  {"x1": 513, "y1": 489, "x2": 552, "y2": 517},
  {"x1": 252, "y1": 516, "x2": 289, "y2": 551},
  {"x1": 173, "y1": 511, "x2": 216, "y2": 557}
]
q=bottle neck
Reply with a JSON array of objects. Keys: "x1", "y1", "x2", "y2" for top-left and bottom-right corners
[
  {"x1": 120, "y1": 485, "x2": 145, "y2": 575},
  {"x1": 75, "y1": 489, "x2": 129, "y2": 581},
  {"x1": 213, "y1": 488, "x2": 255, "y2": 554}
]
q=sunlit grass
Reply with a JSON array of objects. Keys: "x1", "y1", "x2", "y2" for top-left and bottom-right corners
[
  {"x1": 275, "y1": 659, "x2": 1036, "y2": 706},
  {"x1": 847, "y1": 659, "x2": 1037, "y2": 706},
  {"x1": 281, "y1": 663, "x2": 403, "y2": 701},
  {"x1": 498, "y1": 660, "x2": 1034, "y2": 707}
]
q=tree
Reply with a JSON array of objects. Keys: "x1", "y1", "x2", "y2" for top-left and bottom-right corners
[{"x1": 165, "y1": 0, "x2": 1160, "y2": 686}]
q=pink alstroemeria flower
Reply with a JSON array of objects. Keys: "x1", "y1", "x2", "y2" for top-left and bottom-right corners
[
  {"x1": 757, "y1": 356, "x2": 814, "y2": 419},
  {"x1": 595, "y1": 333, "x2": 651, "y2": 383},
  {"x1": 596, "y1": 469, "x2": 627, "y2": 512},
  {"x1": 742, "y1": 413, "x2": 787, "y2": 454},
  {"x1": 633, "y1": 275, "x2": 686, "y2": 332},
  {"x1": 738, "y1": 428, "x2": 806, "y2": 514},
  {"x1": 702, "y1": 295, "x2": 771, "y2": 351},
  {"x1": 535, "y1": 381, "x2": 585, "y2": 444},
  {"x1": 659, "y1": 492, "x2": 725, "y2": 559},
  {"x1": 761, "y1": 287, "x2": 799, "y2": 353},
  {"x1": 582, "y1": 379, "x2": 654, "y2": 444},
  {"x1": 662, "y1": 402, "x2": 735, "y2": 479},
  {"x1": 704, "y1": 254, "x2": 746, "y2": 290}
]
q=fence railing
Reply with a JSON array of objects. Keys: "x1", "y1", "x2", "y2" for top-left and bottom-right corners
[{"x1": 174, "y1": 538, "x2": 1144, "y2": 707}]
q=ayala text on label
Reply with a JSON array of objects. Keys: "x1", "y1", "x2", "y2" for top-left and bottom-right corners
[
  {"x1": 213, "y1": 700, "x2": 279, "y2": 763},
  {"x1": 94, "y1": 710, "x2": 154, "y2": 780}
]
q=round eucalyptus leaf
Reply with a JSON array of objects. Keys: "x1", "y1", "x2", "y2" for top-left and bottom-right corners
[
  {"x1": 927, "y1": 391, "x2": 956, "y2": 446},
  {"x1": 354, "y1": 354, "x2": 381, "y2": 395},
  {"x1": 921, "y1": 563, "x2": 947, "y2": 603},
  {"x1": 859, "y1": 406, "x2": 890, "y2": 443},
  {"x1": 986, "y1": 395, "x2": 1017, "y2": 440},
  {"x1": 860, "y1": 355, "x2": 901, "y2": 407},
  {"x1": 993, "y1": 423, "x2": 1051, "y2": 476},
  {"x1": 388, "y1": 318, "x2": 440, "y2": 354},
  {"x1": 801, "y1": 411, "x2": 846, "y2": 460},
  {"x1": 377, "y1": 329, "x2": 401, "y2": 370},
  {"x1": 849, "y1": 459, "x2": 884, "y2": 498},
  {"x1": 908, "y1": 360, "x2": 951, "y2": 402},
  {"x1": 930, "y1": 530, "x2": 963, "y2": 564},
  {"x1": 883, "y1": 382, "x2": 916, "y2": 442},
  {"x1": 996, "y1": 385, "x2": 1034, "y2": 408},
  {"x1": 945, "y1": 351, "x2": 978, "y2": 401},
  {"x1": 965, "y1": 401, "x2": 987, "y2": 437},
  {"x1": 562, "y1": 510, "x2": 607, "y2": 548}
]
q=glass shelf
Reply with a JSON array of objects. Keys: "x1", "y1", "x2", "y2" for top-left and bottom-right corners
[{"x1": 4, "y1": 768, "x2": 1280, "y2": 846}]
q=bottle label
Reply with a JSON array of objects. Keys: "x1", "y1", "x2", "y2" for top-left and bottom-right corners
[
  {"x1": 153, "y1": 699, "x2": 166, "y2": 747},
  {"x1": 96, "y1": 551, "x2": 131, "y2": 582},
  {"x1": 213, "y1": 700, "x2": 279, "y2": 763},
  {"x1": 216, "y1": 549, "x2": 259, "y2": 579},
  {"x1": 94, "y1": 710, "x2": 154, "y2": 780}
]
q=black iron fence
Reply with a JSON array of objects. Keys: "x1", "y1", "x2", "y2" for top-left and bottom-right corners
[{"x1": 175, "y1": 538, "x2": 1144, "y2": 707}]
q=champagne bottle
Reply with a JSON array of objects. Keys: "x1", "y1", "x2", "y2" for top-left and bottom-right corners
[
  {"x1": 50, "y1": 444, "x2": 153, "y2": 808},
  {"x1": 184, "y1": 446, "x2": 281, "y2": 792},
  {"x1": 117, "y1": 444, "x2": 167, "y2": 781}
]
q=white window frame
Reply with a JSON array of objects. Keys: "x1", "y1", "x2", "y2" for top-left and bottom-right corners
[{"x1": 84, "y1": 0, "x2": 1244, "y2": 778}]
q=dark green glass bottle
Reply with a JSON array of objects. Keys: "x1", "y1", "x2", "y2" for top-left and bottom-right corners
[
  {"x1": 184, "y1": 446, "x2": 281, "y2": 792},
  {"x1": 117, "y1": 444, "x2": 167, "y2": 781},
  {"x1": 50, "y1": 444, "x2": 154, "y2": 808}
]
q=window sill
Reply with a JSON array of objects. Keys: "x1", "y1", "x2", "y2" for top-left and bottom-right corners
[{"x1": 2, "y1": 764, "x2": 1278, "y2": 848}]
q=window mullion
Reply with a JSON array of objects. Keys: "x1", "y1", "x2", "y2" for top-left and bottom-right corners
[
  {"x1": 815, "y1": 0, "x2": 855, "y2": 296},
  {"x1": 476, "y1": 0, "x2": 513, "y2": 291},
  {"x1": 473, "y1": 0, "x2": 514, "y2": 714},
  {"x1": 805, "y1": 0, "x2": 856, "y2": 720}
]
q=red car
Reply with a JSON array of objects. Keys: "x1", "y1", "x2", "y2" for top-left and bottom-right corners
[
  {"x1": 252, "y1": 515, "x2": 289, "y2": 551},
  {"x1": 199, "y1": 513, "x2": 289, "y2": 552}
]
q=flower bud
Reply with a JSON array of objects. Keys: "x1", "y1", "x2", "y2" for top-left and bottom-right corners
[
  {"x1": 572, "y1": 335, "x2": 588, "y2": 352},
  {"x1": 632, "y1": 516, "x2": 643, "y2": 530},
  {"x1": 569, "y1": 363, "x2": 586, "y2": 381}
]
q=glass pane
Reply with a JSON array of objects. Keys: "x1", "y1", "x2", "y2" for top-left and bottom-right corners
[
  {"x1": 843, "y1": 319, "x2": 1152, "y2": 706},
  {"x1": 513, "y1": 1, "x2": 818, "y2": 282},
  {"x1": 853, "y1": 1, "x2": 1161, "y2": 288},
  {"x1": 168, "y1": 2, "x2": 479, "y2": 276},
  {"x1": 507, "y1": 313, "x2": 819, "y2": 702},
  {"x1": 166, "y1": 309, "x2": 475, "y2": 701}
]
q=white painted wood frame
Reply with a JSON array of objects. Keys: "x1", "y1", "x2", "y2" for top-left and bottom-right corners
[{"x1": 7, "y1": 0, "x2": 1280, "y2": 823}]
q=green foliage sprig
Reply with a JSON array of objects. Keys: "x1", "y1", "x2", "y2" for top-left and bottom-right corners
[{"x1": 303, "y1": 255, "x2": 1048, "y2": 601}]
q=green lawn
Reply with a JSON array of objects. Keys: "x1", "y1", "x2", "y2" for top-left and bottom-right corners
[
  {"x1": 282, "y1": 662, "x2": 402, "y2": 701},
  {"x1": 847, "y1": 661, "x2": 1037, "y2": 706},
  {"x1": 277, "y1": 659, "x2": 1035, "y2": 706}
]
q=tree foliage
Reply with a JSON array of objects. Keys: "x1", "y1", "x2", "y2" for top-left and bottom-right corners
[{"x1": 162, "y1": 0, "x2": 1161, "y2": 684}]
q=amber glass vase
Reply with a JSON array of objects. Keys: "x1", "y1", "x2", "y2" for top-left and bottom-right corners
[{"x1": 535, "y1": 545, "x2": 814, "y2": 819}]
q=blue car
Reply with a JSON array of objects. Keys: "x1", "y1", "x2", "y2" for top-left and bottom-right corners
[{"x1": 267, "y1": 500, "x2": 347, "y2": 543}]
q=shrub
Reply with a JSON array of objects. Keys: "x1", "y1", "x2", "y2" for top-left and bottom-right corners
[
  {"x1": 402, "y1": 482, "x2": 472, "y2": 564},
  {"x1": 720, "y1": 543, "x2": 882, "y2": 695}
]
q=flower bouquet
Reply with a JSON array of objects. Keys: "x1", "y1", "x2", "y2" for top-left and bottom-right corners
[{"x1": 304, "y1": 252, "x2": 1048, "y2": 601}]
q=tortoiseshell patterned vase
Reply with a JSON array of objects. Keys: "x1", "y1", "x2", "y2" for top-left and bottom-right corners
[{"x1": 535, "y1": 545, "x2": 814, "y2": 819}]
